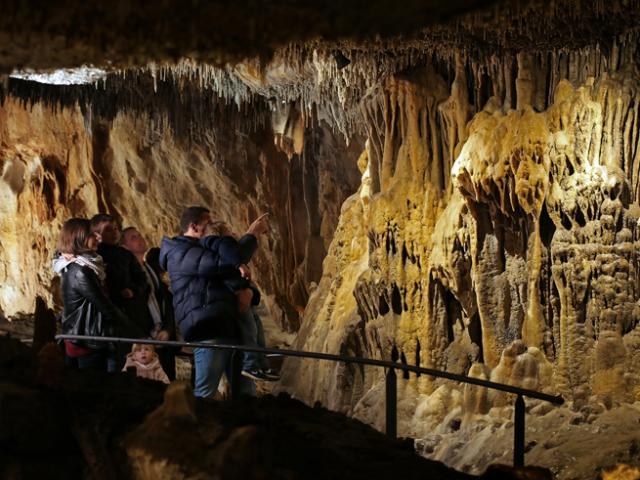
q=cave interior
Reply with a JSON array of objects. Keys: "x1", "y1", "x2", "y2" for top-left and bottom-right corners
[{"x1": 1, "y1": 1, "x2": 640, "y2": 479}]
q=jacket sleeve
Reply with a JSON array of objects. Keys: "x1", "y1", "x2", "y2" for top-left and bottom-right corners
[
  {"x1": 216, "y1": 236, "x2": 257, "y2": 268},
  {"x1": 73, "y1": 267, "x2": 130, "y2": 327},
  {"x1": 236, "y1": 234, "x2": 258, "y2": 264}
]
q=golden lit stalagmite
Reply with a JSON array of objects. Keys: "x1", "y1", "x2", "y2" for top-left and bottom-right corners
[{"x1": 280, "y1": 36, "x2": 640, "y2": 476}]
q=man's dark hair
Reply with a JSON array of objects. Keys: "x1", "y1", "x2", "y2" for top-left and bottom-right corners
[
  {"x1": 90, "y1": 213, "x2": 114, "y2": 233},
  {"x1": 180, "y1": 206, "x2": 210, "y2": 234}
]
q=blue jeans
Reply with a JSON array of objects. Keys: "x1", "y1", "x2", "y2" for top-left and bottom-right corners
[
  {"x1": 193, "y1": 339, "x2": 255, "y2": 398},
  {"x1": 237, "y1": 309, "x2": 269, "y2": 371}
]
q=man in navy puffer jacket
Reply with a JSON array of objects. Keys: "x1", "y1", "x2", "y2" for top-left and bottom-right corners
[{"x1": 159, "y1": 206, "x2": 267, "y2": 398}]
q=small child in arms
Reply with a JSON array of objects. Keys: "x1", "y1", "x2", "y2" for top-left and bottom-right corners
[{"x1": 122, "y1": 343, "x2": 170, "y2": 384}]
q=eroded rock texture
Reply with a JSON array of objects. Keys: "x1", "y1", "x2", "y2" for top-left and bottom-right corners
[{"x1": 0, "y1": 90, "x2": 361, "y2": 329}]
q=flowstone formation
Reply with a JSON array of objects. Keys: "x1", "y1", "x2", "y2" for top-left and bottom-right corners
[{"x1": 278, "y1": 38, "x2": 640, "y2": 477}]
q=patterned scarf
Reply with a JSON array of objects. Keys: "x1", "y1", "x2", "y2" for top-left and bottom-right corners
[{"x1": 52, "y1": 252, "x2": 107, "y2": 284}]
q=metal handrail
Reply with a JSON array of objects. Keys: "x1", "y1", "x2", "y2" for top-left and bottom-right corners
[{"x1": 56, "y1": 334, "x2": 564, "y2": 467}]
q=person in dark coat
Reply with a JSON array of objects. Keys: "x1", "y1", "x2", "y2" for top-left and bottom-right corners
[
  {"x1": 91, "y1": 214, "x2": 151, "y2": 369},
  {"x1": 204, "y1": 219, "x2": 279, "y2": 381},
  {"x1": 52, "y1": 218, "x2": 135, "y2": 371},
  {"x1": 121, "y1": 227, "x2": 178, "y2": 380},
  {"x1": 159, "y1": 206, "x2": 266, "y2": 398}
]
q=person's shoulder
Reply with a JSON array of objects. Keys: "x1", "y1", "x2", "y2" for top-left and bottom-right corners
[
  {"x1": 200, "y1": 234, "x2": 224, "y2": 248},
  {"x1": 69, "y1": 262, "x2": 96, "y2": 282},
  {"x1": 117, "y1": 245, "x2": 138, "y2": 262},
  {"x1": 163, "y1": 235, "x2": 197, "y2": 247},
  {"x1": 161, "y1": 236, "x2": 205, "y2": 263}
]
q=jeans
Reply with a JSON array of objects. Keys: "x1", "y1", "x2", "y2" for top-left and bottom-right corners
[
  {"x1": 237, "y1": 309, "x2": 269, "y2": 371},
  {"x1": 193, "y1": 338, "x2": 255, "y2": 398}
]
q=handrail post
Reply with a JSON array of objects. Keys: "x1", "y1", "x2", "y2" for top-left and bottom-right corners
[
  {"x1": 385, "y1": 367, "x2": 397, "y2": 438},
  {"x1": 230, "y1": 349, "x2": 242, "y2": 401},
  {"x1": 513, "y1": 394, "x2": 525, "y2": 467}
]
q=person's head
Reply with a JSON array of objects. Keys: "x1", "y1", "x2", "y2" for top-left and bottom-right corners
[
  {"x1": 132, "y1": 343, "x2": 156, "y2": 365},
  {"x1": 121, "y1": 227, "x2": 148, "y2": 255},
  {"x1": 204, "y1": 219, "x2": 234, "y2": 238},
  {"x1": 57, "y1": 218, "x2": 98, "y2": 254},
  {"x1": 90, "y1": 213, "x2": 120, "y2": 245},
  {"x1": 180, "y1": 206, "x2": 211, "y2": 239}
]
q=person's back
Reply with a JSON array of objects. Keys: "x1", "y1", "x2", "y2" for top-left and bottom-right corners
[
  {"x1": 159, "y1": 206, "x2": 257, "y2": 398},
  {"x1": 159, "y1": 233, "x2": 240, "y2": 341}
]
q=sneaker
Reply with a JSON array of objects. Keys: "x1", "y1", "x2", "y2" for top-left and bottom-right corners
[
  {"x1": 241, "y1": 369, "x2": 272, "y2": 381},
  {"x1": 262, "y1": 368, "x2": 281, "y2": 381}
]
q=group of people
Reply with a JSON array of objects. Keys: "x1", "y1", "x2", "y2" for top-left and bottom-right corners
[{"x1": 54, "y1": 206, "x2": 278, "y2": 397}]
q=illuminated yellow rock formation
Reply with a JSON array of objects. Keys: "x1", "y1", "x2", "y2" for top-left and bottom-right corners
[
  {"x1": 280, "y1": 42, "x2": 640, "y2": 457},
  {"x1": 0, "y1": 100, "x2": 96, "y2": 315}
]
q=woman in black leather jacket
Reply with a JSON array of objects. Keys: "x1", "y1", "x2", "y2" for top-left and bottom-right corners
[{"x1": 53, "y1": 218, "x2": 133, "y2": 371}]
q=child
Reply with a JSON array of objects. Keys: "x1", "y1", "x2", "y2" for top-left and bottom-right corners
[
  {"x1": 122, "y1": 343, "x2": 170, "y2": 384},
  {"x1": 202, "y1": 219, "x2": 279, "y2": 382}
]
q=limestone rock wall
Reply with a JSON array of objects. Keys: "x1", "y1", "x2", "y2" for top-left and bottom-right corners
[{"x1": 0, "y1": 96, "x2": 361, "y2": 328}]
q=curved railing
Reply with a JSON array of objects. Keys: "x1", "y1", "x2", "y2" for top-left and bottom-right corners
[{"x1": 56, "y1": 334, "x2": 564, "y2": 468}]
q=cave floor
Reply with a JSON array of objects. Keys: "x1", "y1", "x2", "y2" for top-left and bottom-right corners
[{"x1": 0, "y1": 334, "x2": 551, "y2": 479}]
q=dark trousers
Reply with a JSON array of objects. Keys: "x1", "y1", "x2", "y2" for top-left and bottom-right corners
[{"x1": 66, "y1": 350, "x2": 107, "y2": 370}]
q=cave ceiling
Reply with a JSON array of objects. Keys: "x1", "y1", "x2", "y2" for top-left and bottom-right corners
[
  {"x1": 2, "y1": 0, "x2": 639, "y2": 144},
  {"x1": 0, "y1": 1, "x2": 637, "y2": 77}
]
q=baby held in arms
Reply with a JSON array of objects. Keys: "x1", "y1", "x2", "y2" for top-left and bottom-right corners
[{"x1": 122, "y1": 343, "x2": 170, "y2": 384}]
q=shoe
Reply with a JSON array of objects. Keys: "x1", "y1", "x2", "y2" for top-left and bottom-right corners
[
  {"x1": 241, "y1": 369, "x2": 272, "y2": 381},
  {"x1": 262, "y1": 368, "x2": 280, "y2": 381}
]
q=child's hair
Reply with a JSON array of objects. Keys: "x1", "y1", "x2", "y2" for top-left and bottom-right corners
[
  {"x1": 132, "y1": 343, "x2": 156, "y2": 353},
  {"x1": 204, "y1": 220, "x2": 229, "y2": 237}
]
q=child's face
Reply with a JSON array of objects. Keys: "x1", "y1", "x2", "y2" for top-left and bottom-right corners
[{"x1": 133, "y1": 345, "x2": 155, "y2": 365}]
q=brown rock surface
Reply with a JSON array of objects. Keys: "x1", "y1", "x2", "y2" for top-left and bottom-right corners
[
  {"x1": 0, "y1": 91, "x2": 361, "y2": 330},
  {"x1": 1, "y1": 336, "x2": 482, "y2": 480}
]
